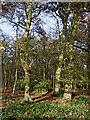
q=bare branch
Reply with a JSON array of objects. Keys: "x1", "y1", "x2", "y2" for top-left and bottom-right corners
[
  {"x1": 74, "y1": 45, "x2": 89, "y2": 52},
  {"x1": 1, "y1": 13, "x2": 26, "y2": 29}
]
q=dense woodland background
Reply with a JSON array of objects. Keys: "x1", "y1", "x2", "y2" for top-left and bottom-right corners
[{"x1": 0, "y1": 1, "x2": 90, "y2": 119}]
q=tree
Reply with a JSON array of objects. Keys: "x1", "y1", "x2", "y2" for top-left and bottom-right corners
[
  {"x1": 12, "y1": 21, "x2": 19, "y2": 95},
  {"x1": 1, "y1": 1, "x2": 45, "y2": 101},
  {"x1": 42, "y1": 2, "x2": 89, "y2": 99},
  {"x1": 19, "y1": 1, "x2": 33, "y2": 101}
]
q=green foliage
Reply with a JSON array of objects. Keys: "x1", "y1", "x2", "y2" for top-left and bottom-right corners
[
  {"x1": 52, "y1": 90, "x2": 64, "y2": 97},
  {"x1": 72, "y1": 92, "x2": 76, "y2": 98},
  {"x1": 2, "y1": 95, "x2": 7, "y2": 100},
  {"x1": 34, "y1": 81, "x2": 49, "y2": 91},
  {"x1": 30, "y1": 77, "x2": 50, "y2": 93},
  {"x1": 2, "y1": 96, "x2": 89, "y2": 119},
  {"x1": 16, "y1": 79, "x2": 25, "y2": 90}
]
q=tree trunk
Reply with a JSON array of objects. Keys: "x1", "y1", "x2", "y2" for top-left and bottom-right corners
[
  {"x1": 0, "y1": 44, "x2": 4, "y2": 116},
  {"x1": 13, "y1": 26, "x2": 18, "y2": 95},
  {"x1": 87, "y1": 14, "x2": 90, "y2": 90},
  {"x1": 4, "y1": 70, "x2": 7, "y2": 93},
  {"x1": 51, "y1": 73, "x2": 53, "y2": 89},
  {"x1": 55, "y1": 21, "x2": 67, "y2": 93},
  {"x1": 23, "y1": 2, "x2": 32, "y2": 38},
  {"x1": 52, "y1": 74, "x2": 55, "y2": 91},
  {"x1": 20, "y1": 52, "x2": 33, "y2": 101},
  {"x1": 0, "y1": 46, "x2": 2, "y2": 92},
  {"x1": 43, "y1": 67, "x2": 45, "y2": 82},
  {"x1": 63, "y1": 12, "x2": 78, "y2": 100},
  {"x1": 20, "y1": 1, "x2": 33, "y2": 101},
  {"x1": 74, "y1": 80, "x2": 77, "y2": 92},
  {"x1": 55, "y1": 51, "x2": 64, "y2": 93},
  {"x1": 13, "y1": 66, "x2": 17, "y2": 95},
  {"x1": 24, "y1": 72, "x2": 31, "y2": 101}
]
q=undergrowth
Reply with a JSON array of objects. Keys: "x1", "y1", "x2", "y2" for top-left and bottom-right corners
[{"x1": 2, "y1": 95, "x2": 89, "y2": 120}]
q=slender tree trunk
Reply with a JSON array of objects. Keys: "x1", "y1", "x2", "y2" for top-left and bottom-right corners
[
  {"x1": 87, "y1": 14, "x2": 90, "y2": 90},
  {"x1": 13, "y1": 66, "x2": 17, "y2": 95},
  {"x1": 53, "y1": 74, "x2": 55, "y2": 91},
  {"x1": 4, "y1": 70, "x2": 7, "y2": 93},
  {"x1": 43, "y1": 44, "x2": 46, "y2": 83},
  {"x1": 43, "y1": 67, "x2": 45, "y2": 82},
  {"x1": 13, "y1": 25, "x2": 19, "y2": 95},
  {"x1": 51, "y1": 73, "x2": 53, "y2": 88},
  {"x1": 0, "y1": 45, "x2": 3, "y2": 119},
  {"x1": 86, "y1": 83, "x2": 88, "y2": 89},
  {"x1": 74, "y1": 80, "x2": 77, "y2": 92}
]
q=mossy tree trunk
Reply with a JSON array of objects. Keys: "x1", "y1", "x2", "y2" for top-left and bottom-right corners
[
  {"x1": 24, "y1": 69, "x2": 31, "y2": 101},
  {"x1": 13, "y1": 25, "x2": 19, "y2": 95},
  {"x1": 63, "y1": 13, "x2": 78, "y2": 100},
  {"x1": 20, "y1": 1, "x2": 33, "y2": 101},
  {"x1": 20, "y1": 52, "x2": 33, "y2": 101},
  {"x1": 13, "y1": 51, "x2": 18, "y2": 95},
  {"x1": 55, "y1": 3, "x2": 71, "y2": 94},
  {"x1": 55, "y1": 21, "x2": 67, "y2": 93}
]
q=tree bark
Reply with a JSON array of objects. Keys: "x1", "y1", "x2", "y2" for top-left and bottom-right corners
[
  {"x1": 63, "y1": 12, "x2": 78, "y2": 100},
  {"x1": 20, "y1": 1, "x2": 33, "y2": 101},
  {"x1": 24, "y1": 72, "x2": 31, "y2": 101},
  {"x1": 43, "y1": 67, "x2": 45, "y2": 82},
  {"x1": 13, "y1": 66, "x2": 17, "y2": 95},
  {"x1": 87, "y1": 13, "x2": 90, "y2": 90},
  {"x1": 13, "y1": 25, "x2": 19, "y2": 95},
  {"x1": 4, "y1": 70, "x2": 7, "y2": 93},
  {"x1": 54, "y1": 2, "x2": 71, "y2": 94},
  {"x1": 20, "y1": 52, "x2": 33, "y2": 101},
  {"x1": 55, "y1": 21, "x2": 67, "y2": 93}
]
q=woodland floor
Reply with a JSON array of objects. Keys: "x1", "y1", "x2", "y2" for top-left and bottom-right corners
[
  {"x1": 1, "y1": 88, "x2": 90, "y2": 109},
  {"x1": 1, "y1": 89, "x2": 62, "y2": 109}
]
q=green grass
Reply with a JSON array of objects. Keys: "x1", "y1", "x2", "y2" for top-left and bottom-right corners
[{"x1": 2, "y1": 95, "x2": 89, "y2": 120}]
